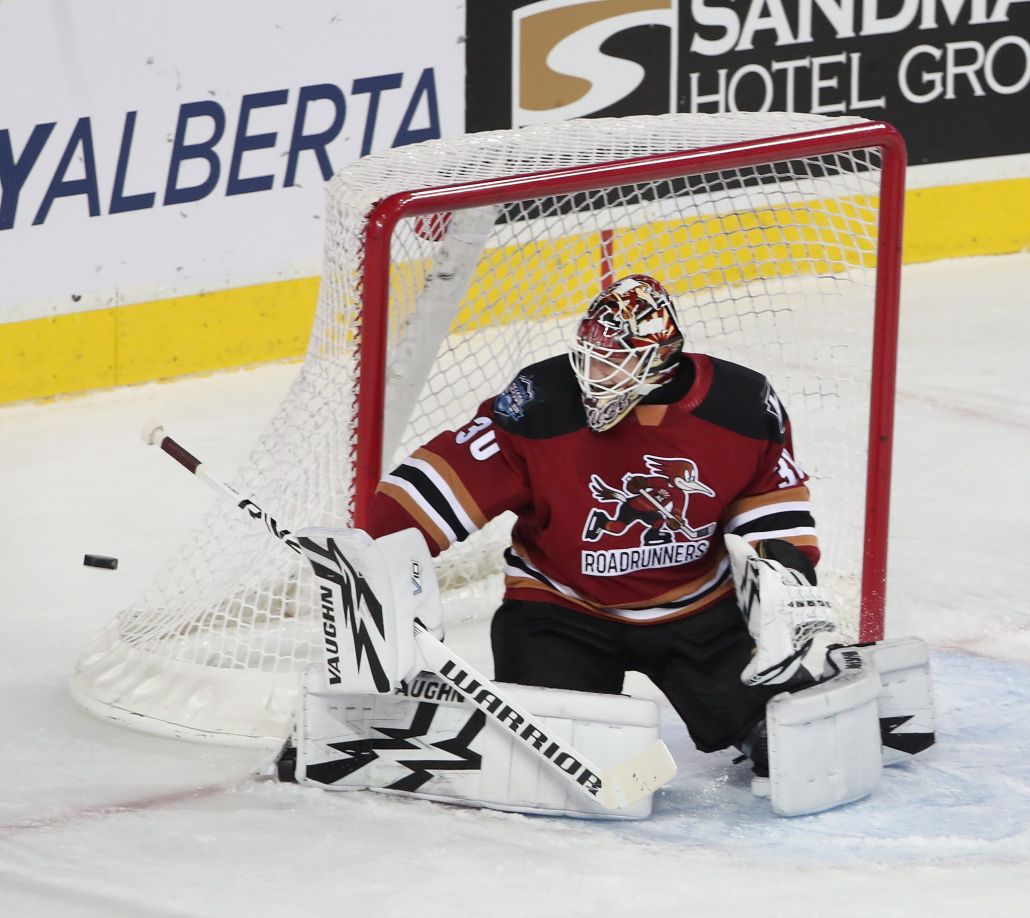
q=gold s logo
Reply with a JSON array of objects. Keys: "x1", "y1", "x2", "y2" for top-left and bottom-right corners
[{"x1": 513, "y1": 0, "x2": 676, "y2": 126}]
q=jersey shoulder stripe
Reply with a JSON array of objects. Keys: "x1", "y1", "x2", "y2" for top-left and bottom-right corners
[
  {"x1": 491, "y1": 354, "x2": 587, "y2": 440},
  {"x1": 693, "y1": 355, "x2": 785, "y2": 443}
]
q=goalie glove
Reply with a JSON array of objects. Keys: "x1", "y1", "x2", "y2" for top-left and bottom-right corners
[{"x1": 725, "y1": 534, "x2": 853, "y2": 687}]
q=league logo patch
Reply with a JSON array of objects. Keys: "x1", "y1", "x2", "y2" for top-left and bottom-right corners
[
  {"x1": 763, "y1": 383, "x2": 787, "y2": 439},
  {"x1": 581, "y1": 455, "x2": 717, "y2": 576},
  {"x1": 495, "y1": 374, "x2": 535, "y2": 420}
]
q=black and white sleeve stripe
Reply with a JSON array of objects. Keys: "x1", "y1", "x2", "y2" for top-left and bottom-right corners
[
  {"x1": 724, "y1": 500, "x2": 816, "y2": 542},
  {"x1": 382, "y1": 456, "x2": 479, "y2": 546}
]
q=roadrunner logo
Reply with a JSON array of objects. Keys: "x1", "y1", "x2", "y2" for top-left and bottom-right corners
[{"x1": 581, "y1": 455, "x2": 716, "y2": 575}]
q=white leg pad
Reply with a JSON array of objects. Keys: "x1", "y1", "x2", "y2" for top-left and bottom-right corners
[
  {"x1": 294, "y1": 668, "x2": 663, "y2": 820},
  {"x1": 767, "y1": 647, "x2": 884, "y2": 816},
  {"x1": 859, "y1": 637, "x2": 936, "y2": 765}
]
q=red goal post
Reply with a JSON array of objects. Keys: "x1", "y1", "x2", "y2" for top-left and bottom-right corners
[{"x1": 356, "y1": 121, "x2": 904, "y2": 643}]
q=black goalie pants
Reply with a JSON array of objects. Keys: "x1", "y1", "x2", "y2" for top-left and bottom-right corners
[{"x1": 490, "y1": 598, "x2": 783, "y2": 755}]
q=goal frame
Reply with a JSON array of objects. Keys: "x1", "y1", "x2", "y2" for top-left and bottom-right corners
[{"x1": 355, "y1": 122, "x2": 906, "y2": 643}]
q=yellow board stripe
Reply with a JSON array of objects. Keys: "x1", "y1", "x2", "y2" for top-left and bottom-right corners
[
  {"x1": 456, "y1": 194, "x2": 880, "y2": 330},
  {"x1": 1, "y1": 277, "x2": 319, "y2": 404},
  {"x1": 2, "y1": 177, "x2": 1027, "y2": 405},
  {"x1": 906, "y1": 176, "x2": 1030, "y2": 263}
]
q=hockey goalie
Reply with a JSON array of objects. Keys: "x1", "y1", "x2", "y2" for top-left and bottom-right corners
[{"x1": 279, "y1": 274, "x2": 935, "y2": 818}]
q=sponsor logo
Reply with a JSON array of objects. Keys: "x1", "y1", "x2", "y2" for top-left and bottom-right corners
[
  {"x1": 789, "y1": 597, "x2": 834, "y2": 611},
  {"x1": 306, "y1": 702, "x2": 485, "y2": 791},
  {"x1": 319, "y1": 584, "x2": 342, "y2": 686},
  {"x1": 466, "y1": 1, "x2": 1030, "y2": 164},
  {"x1": 437, "y1": 659, "x2": 603, "y2": 796},
  {"x1": 512, "y1": 0, "x2": 676, "y2": 126},
  {"x1": 411, "y1": 559, "x2": 423, "y2": 596},
  {"x1": 880, "y1": 715, "x2": 936, "y2": 756},
  {"x1": 584, "y1": 389, "x2": 637, "y2": 431},
  {"x1": 238, "y1": 499, "x2": 300, "y2": 552},
  {"x1": 398, "y1": 674, "x2": 465, "y2": 703},
  {"x1": 1, "y1": 69, "x2": 444, "y2": 232},
  {"x1": 299, "y1": 534, "x2": 391, "y2": 692},
  {"x1": 838, "y1": 647, "x2": 864, "y2": 670}
]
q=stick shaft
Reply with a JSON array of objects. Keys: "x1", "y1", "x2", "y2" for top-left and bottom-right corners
[{"x1": 153, "y1": 431, "x2": 301, "y2": 554}]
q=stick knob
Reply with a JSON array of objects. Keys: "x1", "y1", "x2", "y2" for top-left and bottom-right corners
[{"x1": 142, "y1": 422, "x2": 166, "y2": 446}]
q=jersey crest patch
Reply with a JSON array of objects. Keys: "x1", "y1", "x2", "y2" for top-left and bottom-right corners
[
  {"x1": 581, "y1": 455, "x2": 717, "y2": 576},
  {"x1": 495, "y1": 375, "x2": 535, "y2": 421}
]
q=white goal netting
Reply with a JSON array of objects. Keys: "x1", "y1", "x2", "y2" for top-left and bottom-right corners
[{"x1": 72, "y1": 112, "x2": 902, "y2": 745}]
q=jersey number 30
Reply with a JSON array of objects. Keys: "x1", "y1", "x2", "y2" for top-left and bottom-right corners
[{"x1": 456, "y1": 417, "x2": 500, "y2": 461}]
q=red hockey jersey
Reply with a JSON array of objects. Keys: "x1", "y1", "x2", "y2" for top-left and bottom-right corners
[{"x1": 367, "y1": 353, "x2": 819, "y2": 625}]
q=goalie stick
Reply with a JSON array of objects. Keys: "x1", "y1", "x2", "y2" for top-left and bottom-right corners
[
  {"x1": 636, "y1": 488, "x2": 717, "y2": 540},
  {"x1": 142, "y1": 424, "x2": 677, "y2": 810},
  {"x1": 143, "y1": 427, "x2": 302, "y2": 555}
]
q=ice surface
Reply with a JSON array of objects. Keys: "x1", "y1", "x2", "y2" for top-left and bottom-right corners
[{"x1": 1, "y1": 254, "x2": 1028, "y2": 917}]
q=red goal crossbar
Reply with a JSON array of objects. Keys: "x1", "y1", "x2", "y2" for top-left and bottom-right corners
[{"x1": 355, "y1": 122, "x2": 907, "y2": 642}]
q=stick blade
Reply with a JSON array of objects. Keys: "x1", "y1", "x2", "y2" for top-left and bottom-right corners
[{"x1": 599, "y1": 739, "x2": 678, "y2": 810}]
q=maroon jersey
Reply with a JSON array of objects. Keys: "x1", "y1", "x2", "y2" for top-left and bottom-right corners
[{"x1": 367, "y1": 353, "x2": 819, "y2": 625}]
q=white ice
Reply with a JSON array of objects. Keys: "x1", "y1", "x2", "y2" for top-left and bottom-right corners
[{"x1": 1, "y1": 253, "x2": 1028, "y2": 917}]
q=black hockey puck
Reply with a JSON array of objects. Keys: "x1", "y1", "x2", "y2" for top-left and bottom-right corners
[{"x1": 83, "y1": 554, "x2": 119, "y2": 570}]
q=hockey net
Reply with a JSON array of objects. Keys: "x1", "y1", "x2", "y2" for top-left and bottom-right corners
[{"x1": 72, "y1": 113, "x2": 904, "y2": 745}]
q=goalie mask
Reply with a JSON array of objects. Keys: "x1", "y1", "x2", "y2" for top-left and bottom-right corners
[{"x1": 569, "y1": 274, "x2": 684, "y2": 432}]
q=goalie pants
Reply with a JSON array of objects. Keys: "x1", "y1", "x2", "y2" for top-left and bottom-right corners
[{"x1": 491, "y1": 598, "x2": 783, "y2": 756}]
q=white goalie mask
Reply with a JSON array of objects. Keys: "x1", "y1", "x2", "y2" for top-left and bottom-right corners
[{"x1": 569, "y1": 274, "x2": 684, "y2": 432}]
